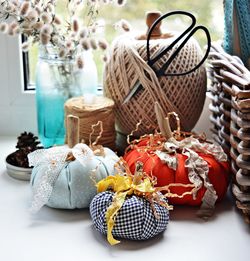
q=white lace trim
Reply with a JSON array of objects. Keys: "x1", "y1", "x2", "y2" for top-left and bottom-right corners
[{"x1": 28, "y1": 144, "x2": 95, "y2": 213}]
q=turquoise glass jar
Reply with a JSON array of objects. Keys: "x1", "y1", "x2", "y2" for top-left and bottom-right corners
[{"x1": 35, "y1": 47, "x2": 98, "y2": 148}]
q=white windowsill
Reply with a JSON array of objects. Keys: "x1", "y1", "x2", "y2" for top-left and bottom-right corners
[{"x1": 0, "y1": 136, "x2": 249, "y2": 261}]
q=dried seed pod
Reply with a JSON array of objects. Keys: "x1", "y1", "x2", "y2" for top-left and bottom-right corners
[
  {"x1": 72, "y1": 17, "x2": 79, "y2": 33},
  {"x1": 80, "y1": 39, "x2": 90, "y2": 50},
  {"x1": 40, "y1": 12, "x2": 52, "y2": 24},
  {"x1": 79, "y1": 27, "x2": 88, "y2": 38},
  {"x1": 41, "y1": 24, "x2": 53, "y2": 35},
  {"x1": 26, "y1": 10, "x2": 38, "y2": 24},
  {"x1": 40, "y1": 32, "x2": 51, "y2": 45},
  {"x1": 0, "y1": 23, "x2": 8, "y2": 34},
  {"x1": 20, "y1": 2, "x2": 30, "y2": 16},
  {"x1": 76, "y1": 55, "x2": 84, "y2": 69},
  {"x1": 98, "y1": 39, "x2": 108, "y2": 50},
  {"x1": 54, "y1": 15, "x2": 62, "y2": 25}
]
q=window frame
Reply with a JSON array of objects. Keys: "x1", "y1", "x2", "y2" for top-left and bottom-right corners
[{"x1": 0, "y1": 34, "x2": 36, "y2": 135}]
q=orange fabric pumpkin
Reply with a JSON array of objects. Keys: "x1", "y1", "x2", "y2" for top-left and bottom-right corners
[{"x1": 124, "y1": 136, "x2": 230, "y2": 206}]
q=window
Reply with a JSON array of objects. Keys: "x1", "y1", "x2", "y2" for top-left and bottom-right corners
[
  {"x1": 23, "y1": 0, "x2": 224, "y2": 90},
  {"x1": 0, "y1": 0, "x2": 224, "y2": 135}
]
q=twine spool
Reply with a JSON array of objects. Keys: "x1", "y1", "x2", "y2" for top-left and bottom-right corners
[
  {"x1": 65, "y1": 96, "x2": 116, "y2": 150},
  {"x1": 104, "y1": 12, "x2": 207, "y2": 136}
]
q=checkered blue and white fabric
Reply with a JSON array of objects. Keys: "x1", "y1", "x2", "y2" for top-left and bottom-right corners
[{"x1": 90, "y1": 191, "x2": 169, "y2": 241}]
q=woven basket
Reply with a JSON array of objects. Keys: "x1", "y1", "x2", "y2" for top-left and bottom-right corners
[
  {"x1": 104, "y1": 14, "x2": 207, "y2": 136},
  {"x1": 208, "y1": 42, "x2": 250, "y2": 223}
]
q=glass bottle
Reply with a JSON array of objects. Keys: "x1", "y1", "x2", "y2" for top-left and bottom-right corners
[{"x1": 36, "y1": 46, "x2": 98, "y2": 148}]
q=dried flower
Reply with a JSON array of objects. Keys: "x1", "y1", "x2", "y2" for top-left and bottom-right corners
[
  {"x1": 5, "y1": 3, "x2": 15, "y2": 12},
  {"x1": 76, "y1": 55, "x2": 84, "y2": 69},
  {"x1": 52, "y1": 35, "x2": 60, "y2": 45},
  {"x1": 47, "y1": 3, "x2": 55, "y2": 13},
  {"x1": 10, "y1": 21, "x2": 18, "y2": 30},
  {"x1": 13, "y1": 26, "x2": 20, "y2": 34},
  {"x1": 72, "y1": 17, "x2": 79, "y2": 33},
  {"x1": 59, "y1": 48, "x2": 66, "y2": 58},
  {"x1": 40, "y1": 12, "x2": 52, "y2": 24},
  {"x1": 40, "y1": 32, "x2": 51, "y2": 45},
  {"x1": 11, "y1": 0, "x2": 19, "y2": 6},
  {"x1": 66, "y1": 39, "x2": 73, "y2": 49},
  {"x1": 102, "y1": 53, "x2": 108, "y2": 62},
  {"x1": 0, "y1": 23, "x2": 8, "y2": 34},
  {"x1": 8, "y1": 27, "x2": 14, "y2": 36},
  {"x1": 80, "y1": 39, "x2": 90, "y2": 50},
  {"x1": 34, "y1": 21, "x2": 43, "y2": 30},
  {"x1": 116, "y1": 0, "x2": 127, "y2": 6},
  {"x1": 0, "y1": 0, "x2": 127, "y2": 69},
  {"x1": 91, "y1": 26, "x2": 96, "y2": 34},
  {"x1": 54, "y1": 15, "x2": 62, "y2": 25},
  {"x1": 35, "y1": 6, "x2": 42, "y2": 15},
  {"x1": 98, "y1": 39, "x2": 108, "y2": 50},
  {"x1": 20, "y1": 2, "x2": 30, "y2": 16},
  {"x1": 26, "y1": 10, "x2": 38, "y2": 24},
  {"x1": 115, "y1": 19, "x2": 131, "y2": 32},
  {"x1": 41, "y1": 24, "x2": 53, "y2": 35},
  {"x1": 79, "y1": 27, "x2": 88, "y2": 38}
]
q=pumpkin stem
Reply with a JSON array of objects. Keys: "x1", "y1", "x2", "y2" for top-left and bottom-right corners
[
  {"x1": 133, "y1": 161, "x2": 144, "y2": 185},
  {"x1": 67, "y1": 115, "x2": 80, "y2": 148},
  {"x1": 154, "y1": 102, "x2": 173, "y2": 140}
]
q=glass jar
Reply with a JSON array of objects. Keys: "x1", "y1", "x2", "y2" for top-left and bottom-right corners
[{"x1": 36, "y1": 46, "x2": 98, "y2": 148}]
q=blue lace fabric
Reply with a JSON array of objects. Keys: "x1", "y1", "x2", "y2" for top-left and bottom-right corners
[{"x1": 223, "y1": 0, "x2": 250, "y2": 69}]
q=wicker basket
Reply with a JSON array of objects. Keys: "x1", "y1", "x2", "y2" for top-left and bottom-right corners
[{"x1": 208, "y1": 42, "x2": 250, "y2": 223}]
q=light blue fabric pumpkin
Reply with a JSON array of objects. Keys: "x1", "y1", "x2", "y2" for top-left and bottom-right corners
[{"x1": 29, "y1": 144, "x2": 119, "y2": 210}]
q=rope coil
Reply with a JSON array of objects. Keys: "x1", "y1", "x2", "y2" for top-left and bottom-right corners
[
  {"x1": 65, "y1": 96, "x2": 116, "y2": 150},
  {"x1": 104, "y1": 33, "x2": 207, "y2": 136}
]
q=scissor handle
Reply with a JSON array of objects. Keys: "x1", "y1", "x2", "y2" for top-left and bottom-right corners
[{"x1": 146, "y1": 11, "x2": 211, "y2": 77}]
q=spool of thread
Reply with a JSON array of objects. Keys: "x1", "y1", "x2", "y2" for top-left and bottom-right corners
[{"x1": 65, "y1": 96, "x2": 116, "y2": 150}]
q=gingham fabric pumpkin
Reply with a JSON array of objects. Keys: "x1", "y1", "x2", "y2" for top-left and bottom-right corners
[
  {"x1": 90, "y1": 162, "x2": 172, "y2": 245},
  {"x1": 90, "y1": 191, "x2": 169, "y2": 241}
]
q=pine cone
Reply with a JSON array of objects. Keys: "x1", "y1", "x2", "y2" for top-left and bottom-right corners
[
  {"x1": 7, "y1": 132, "x2": 42, "y2": 168},
  {"x1": 16, "y1": 132, "x2": 41, "y2": 151}
]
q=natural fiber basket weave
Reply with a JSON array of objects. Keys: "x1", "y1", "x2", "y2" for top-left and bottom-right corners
[
  {"x1": 104, "y1": 32, "x2": 207, "y2": 136},
  {"x1": 208, "y1": 42, "x2": 250, "y2": 223}
]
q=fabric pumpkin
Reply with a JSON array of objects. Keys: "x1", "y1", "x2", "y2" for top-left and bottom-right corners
[
  {"x1": 90, "y1": 162, "x2": 172, "y2": 245},
  {"x1": 29, "y1": 143, "x2": 119, "y2": 212},
  {"x1": 90, "y1": 191, "x2": 169, "y2": 242},
  {"x1": 123, "y1": 103, "x2": 230, "y2": 217},
  {"x1": 124, "y1": 136, "x2": 230, "y2": 206}
]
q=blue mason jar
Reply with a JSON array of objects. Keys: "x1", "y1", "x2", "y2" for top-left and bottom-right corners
[{"x1": 36, "y1": 46, "x2": 98, "y2": 148}]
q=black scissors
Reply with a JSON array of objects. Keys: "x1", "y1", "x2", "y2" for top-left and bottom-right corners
[{"x1": 122, "y1": 10, "x2": 211, "y2": 104}]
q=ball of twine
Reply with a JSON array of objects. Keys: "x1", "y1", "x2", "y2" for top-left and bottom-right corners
[
  {"x1": 104, "y1": 33, "x2": 207, "y2": 136},
  {"x1": 65, "y1": 96, "x2": 116, "y2": 150}
]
